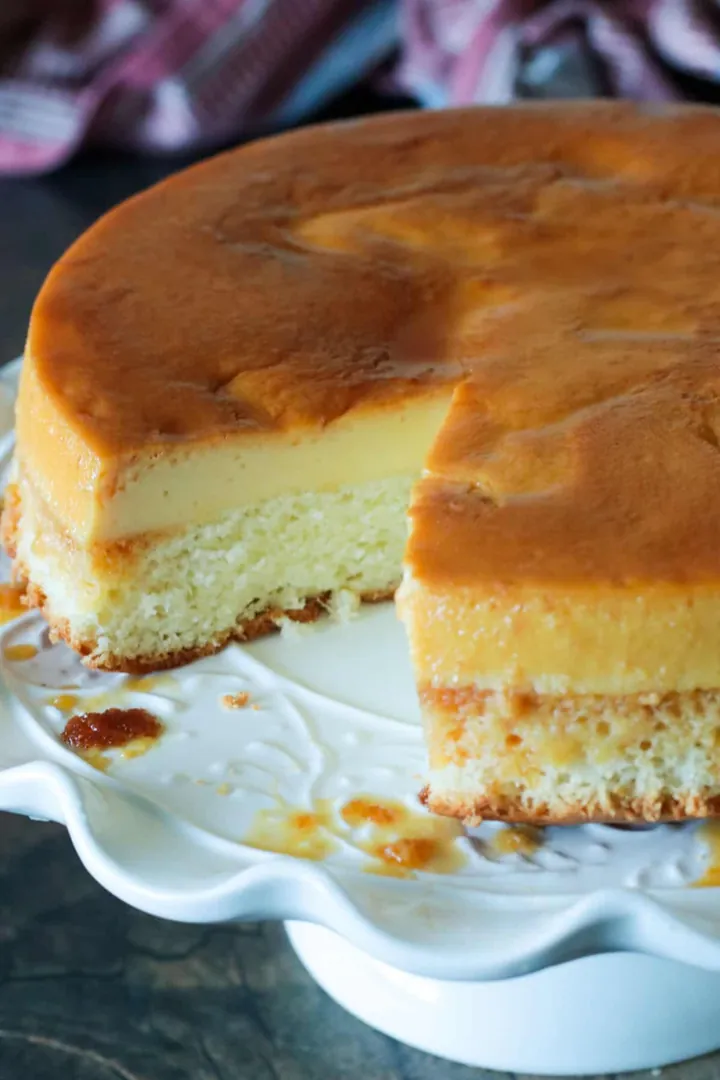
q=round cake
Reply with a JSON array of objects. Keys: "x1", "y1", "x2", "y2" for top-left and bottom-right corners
[{"x1": 6, "y1": 101, "x2": 720, "y2": 824}]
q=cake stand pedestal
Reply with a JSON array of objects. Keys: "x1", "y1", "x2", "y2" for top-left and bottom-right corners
[{"x1": 287, "y1": 921, "x2": 720, "y2": 1074}]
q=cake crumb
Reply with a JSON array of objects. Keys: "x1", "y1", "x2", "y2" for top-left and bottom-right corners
[
  {"x1": 329, "y1": 588, "x2": 360, "y2": 623},
  {"x1": 221, "y1": 691, "x2": 250, "y2": 709},
  {"x1": 216, "y1": 782, "x2": 232, "y2": 796}
]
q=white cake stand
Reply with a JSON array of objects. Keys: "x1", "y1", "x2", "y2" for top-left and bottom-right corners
[
  {"x1": 2, "y1": 357, "x2": 720, "y2": 1073},
  {"x1": 287, "y1": 923, "x2": 720, "y2": 1074}
]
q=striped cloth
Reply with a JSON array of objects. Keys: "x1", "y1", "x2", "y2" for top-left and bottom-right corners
[
  {"x1": 4, "y1": 1, "x2": 720, "y2": 175},
  {"x1": 0, "y1": 0, "x2": 398, "y2": 175},
  {"x1": 398, "y1": 0, "x2": 720, "y2": 106}
]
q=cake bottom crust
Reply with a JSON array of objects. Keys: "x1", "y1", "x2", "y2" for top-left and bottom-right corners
[
  {"x1": 421, "y1": 786, "x2": 720, "y2": 826},
  {"x1": 24, "y1": 579, "x2": 394, "y2": 674}
]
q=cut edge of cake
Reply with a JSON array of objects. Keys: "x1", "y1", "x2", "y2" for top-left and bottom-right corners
[{"x1": 3, "y1": 469, "x2": 408, "y2": 672}]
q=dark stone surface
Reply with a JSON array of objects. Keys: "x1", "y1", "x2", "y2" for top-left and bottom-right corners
[
  {"x1": 0, "y1": 815, "x2": 481, "y2": 1080},
  {"x1": 0, "y1": 92, "x2": 717, "y2": 1079},
  {"x1": 0, "y1": 817, "x2": 717, "y2": 1080}
]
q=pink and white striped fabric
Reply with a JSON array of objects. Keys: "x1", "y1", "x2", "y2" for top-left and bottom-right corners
[
  {"x1": 0, "y1": 0, "x2": 397, "y2": 174},
  {"x1": 398, "y1": 0, "x2": 720, "y2": 106},
  {"x1": 4, "y1": 1, "x2": 720, "y2": 176}
]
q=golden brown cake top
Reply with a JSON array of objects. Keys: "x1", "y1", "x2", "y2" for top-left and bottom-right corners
[
  {"x1": 22, "y1": 100, "x2": 720, "y2": 583},
  {"x1": 408, "y1": 330, "x2": 720, "y2": 587},
  {"x1": 403, "y1": 151, "x2": 720, "y2": 587},
  {"x1": 28, "y1": 100, "x2": 720, "y2": 458}
]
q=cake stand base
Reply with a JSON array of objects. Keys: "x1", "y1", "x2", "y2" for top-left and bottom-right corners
[{"x1": 286, "y1": 921, "x2": 720, "y2": 1074}]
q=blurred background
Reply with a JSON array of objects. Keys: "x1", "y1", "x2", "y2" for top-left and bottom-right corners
[
  {"x1": 2, "y1": 0, "x2": 720, "y2": 177},
  {"x1": 3, "y1": 1, "x2": 720, "y2": 352}
]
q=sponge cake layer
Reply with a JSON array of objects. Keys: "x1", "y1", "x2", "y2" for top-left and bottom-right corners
[
  {"x1": 4, "y1": 469, "x2": 408, "y2": 671},
  {"x1": 9, "y1": 102, "x2": 720, "y2": 823}
]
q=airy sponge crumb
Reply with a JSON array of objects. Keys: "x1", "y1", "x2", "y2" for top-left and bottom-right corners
[
  {"x1": 15, "y1": 474, "x2": 412, "y2": 669},
  {"x1": 424, "y1": 687, "x2": 720, "y2": 823}
]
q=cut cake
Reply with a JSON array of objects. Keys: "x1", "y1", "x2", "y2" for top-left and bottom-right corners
[{"x1": 6, "y1": 102, "x2": 720, "y2": 823}]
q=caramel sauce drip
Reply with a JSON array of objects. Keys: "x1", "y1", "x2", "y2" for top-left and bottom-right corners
[
  {"x1": 489, "y1": 825, "x2": 543, "y2": 857},
  {"x1": 694, "y1": 821, "x2": 720, "y2": 887},
  {"x1": 81, "y1": 749, "x2": 111, "y2": 773},
  {"x1": 349, "y1": 797, "x2": 465, "y2": 877},
  {"x1": 66, "y1": 674, "x2": 177, "y2": 722},
  {"x1": 244, "y1": 801, "x2": 339, "y2": 862},
  {"x1": 0, "y1": 584, "x2": 25, "y2": 624},
  {"x1": 49, "y1": 694, "x2": 79, "y2": 712},
  {"x1": 341, "y1": 798, "x2": 402, "y2": 827},
  {"x1": 61, "y1": 708, "x2": 163, "y2": 751},
  {"x1": 3, "y1": 643, "x2": 38, "y2": 661},
  {"x1": 244, "y1": 795, "x2": 466, "y2": 875},
  {"x1": 373, "y1": 837, "x2": 442, "y2": 873},
  {"x1": 122, "y1": 675, "x2": 174, "y2": 694}
]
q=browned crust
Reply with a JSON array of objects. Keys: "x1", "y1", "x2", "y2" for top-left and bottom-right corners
[
  {"x1": 22, "y1": 577, "x2": 395, "y2": 674},
  {"x1": 420, "y1": 785, "x2": 720, "y2": 826}
]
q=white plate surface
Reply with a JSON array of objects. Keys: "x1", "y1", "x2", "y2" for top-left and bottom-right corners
[{"x1": 2, "y1": 358, "x2": 720, "y2": 981}]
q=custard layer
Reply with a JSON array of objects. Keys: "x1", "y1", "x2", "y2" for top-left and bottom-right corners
[
  {"x1": 18, "y1": 354, "x2": 449, "y2": 543},
  {"x1": 22, "y1": 102, "x2": 720, "y2": 581}
]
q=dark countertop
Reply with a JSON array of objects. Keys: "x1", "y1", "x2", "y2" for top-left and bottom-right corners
[{"x1": 0, "y1": 124, "x2": 718, "y2": 1080}]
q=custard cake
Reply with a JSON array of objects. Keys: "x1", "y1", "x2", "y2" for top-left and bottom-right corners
[{"x1": 6, "y1": 102, "x2": 720, "y2": 824}]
